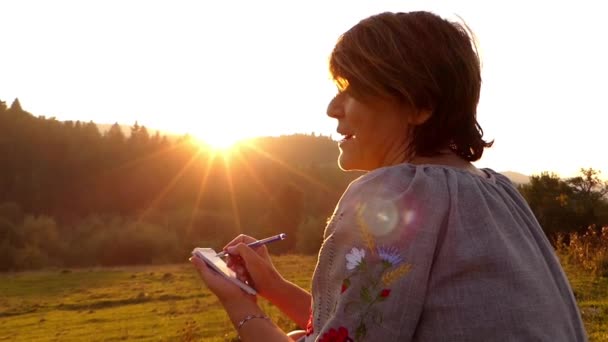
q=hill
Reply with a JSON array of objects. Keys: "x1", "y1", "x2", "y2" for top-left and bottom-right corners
[{"x1": 501, "y1": 171, "x2": 530, "y2": 184}]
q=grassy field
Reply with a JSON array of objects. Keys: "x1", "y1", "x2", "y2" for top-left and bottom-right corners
[
  {"x1": 0, "y1": 255, "x2": 316, "y2": 341},
  {"x1": 0, "y1": 255, "x2": 606, "y2": 341},
  {"x1": 559, "y1": 262, "x2": 608, "y2": 341}
]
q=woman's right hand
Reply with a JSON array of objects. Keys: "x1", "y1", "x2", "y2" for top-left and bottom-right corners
[{"x1": 222, "y1": 234, "x2": 285, "y2": 301}]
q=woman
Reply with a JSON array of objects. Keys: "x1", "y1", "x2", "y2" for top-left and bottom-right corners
[{"x1": 191, "y1": 11, "x2": 587, "y2": 341}]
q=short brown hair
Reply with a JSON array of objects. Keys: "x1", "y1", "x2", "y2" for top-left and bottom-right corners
[{"x1": 329, "y1": 11, "x2": 493, "y2": 161}]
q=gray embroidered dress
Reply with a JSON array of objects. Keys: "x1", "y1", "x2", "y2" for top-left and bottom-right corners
[{"x1": 303, "y1": 164, "x2": 587, "y2": 341}]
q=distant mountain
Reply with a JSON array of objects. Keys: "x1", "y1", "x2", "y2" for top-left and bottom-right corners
[{"x1": 501, "y1": 171, "x2": 530, "y2": 184}]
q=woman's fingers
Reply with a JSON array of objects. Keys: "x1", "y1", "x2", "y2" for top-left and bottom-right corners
[
  {"x1": 226, "y1": 255, "x2": 244, "y2": 273},
  {"x1": 236, "y1": 268, "x2": 252, "y2": 285},
  {"x1": 222, "y1": 234, "x2": 257, "y2": 251},
  {"x1": 230, "y1": 243, "x2": 264, "y2": 269},
  {"x1": 231, "y1": 243, "x2": 276, "y2": 288},
  {"x1": 191, "y1": 256, "x2": 235, "y2": 285},
  {"x1": 234, "y1": 264, "x2": 246, "y2": 277},
  {"x1": 216, "y1": 238, "x2": 282, "y2": 299},
  {"x1": 226, "y1": 254, "x2": 243, "y2": 266},
  {"x1": 226, "y1": 255, "x2": 254, "y2": 285},
  {"x1": 190, "y1": 256, "x2": 255, "y2": 303}
]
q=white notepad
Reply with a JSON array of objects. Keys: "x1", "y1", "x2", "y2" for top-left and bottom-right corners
[{"x1": 191, "y1": 247, "x2": 257, "y2": 295}]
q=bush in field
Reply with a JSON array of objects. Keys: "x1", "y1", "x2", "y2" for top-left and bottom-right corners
[
  {"x1": 0, "y1": 217, "x2": 23, "y2": 247},
  {"x1": 20, "y1": 215, "x2": 66, "y2": 263},
  {"x1": 12, "y1": 244, "x2": 48, "y2": 270},
  {"x1": 0, "y1": 240, "x2": 18, "y2": 271},
  {"x1": 0, "y1": 215, "x2": 65, "y2": 270},
  {"x1": 556, "y1": 225, "x2": 608, "y2": 277},
  {"x1": 519, "y1": 169, "x2": 608, "y2": 238},
  {"x1": 91, "y1": 221, "x2": 182, "y2": 266}
]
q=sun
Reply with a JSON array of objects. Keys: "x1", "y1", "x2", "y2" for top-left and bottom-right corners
[{"x1": 194, "y1": 131, "x2": 242, "y2": 152}]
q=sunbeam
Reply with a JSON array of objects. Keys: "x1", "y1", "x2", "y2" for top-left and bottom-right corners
[
  {"x1": 88, "y1": 142, "x2": 183, "y2": 184},
  {"x1": 136, "y1": 149, "x2": 202, "y2": 224},
  {"x1": 186, "y1": 151, "x2": 218, "y2": 238},
  {"x1": 222, "y1": 154, "x2": 242, "y2": 235},
  {"x1": 231, "y1": 148, "x2": 285, "y2": 216},
  {"x1": 241, "y1": 141, "x2": 335, "y2": 195}
]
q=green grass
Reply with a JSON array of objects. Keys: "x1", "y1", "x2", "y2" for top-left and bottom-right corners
[
  {"x1": 0, "y1": 255, "x2": 316, "y2": 341},
  {"x1": 559, "y1": 262, "x2": 608, "y2": 341},
  {"x1": 0, "y1": 255, "x2": 606, "y2": 341}
]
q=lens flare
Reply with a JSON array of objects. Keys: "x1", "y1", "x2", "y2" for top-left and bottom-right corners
[
  {"x1": 358, "y1": 198, "x2": 400, "y2": 237},
  {"x1": 403, "y1": 209, "x2": 416, "y2": 225}
]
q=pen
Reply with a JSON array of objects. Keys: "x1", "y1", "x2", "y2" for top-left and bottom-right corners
[{"x1": 216, "y1": 233, "x2": 287, "y2": 258}]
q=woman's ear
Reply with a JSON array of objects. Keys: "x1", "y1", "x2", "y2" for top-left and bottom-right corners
[{"x1": 407, "y1": 108, "x2": 432, "y2": 126}]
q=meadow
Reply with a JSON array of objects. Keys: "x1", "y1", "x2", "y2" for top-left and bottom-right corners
[
  {"x1": 0, "y1": 254, "x2": 606, "y2": 341},
  {"x1": 0, "y1": 255, "x2": 315, "y2": 341}
]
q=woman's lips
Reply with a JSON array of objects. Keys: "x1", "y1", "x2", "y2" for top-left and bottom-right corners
[{"x1": 339, "y1": 134, "x2": 354, "y2": 145}]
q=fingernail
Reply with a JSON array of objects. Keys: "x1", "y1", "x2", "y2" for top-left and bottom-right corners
[{"x1": 227, "y1": 246, "x2": 236, "y2": 253}]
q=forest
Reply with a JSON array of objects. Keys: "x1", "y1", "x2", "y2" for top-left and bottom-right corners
[{"x1": 1, "y1": 98, "x2": 607, "y2": 271}]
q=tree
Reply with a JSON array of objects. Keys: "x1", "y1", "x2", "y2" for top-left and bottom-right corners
[
  {"x1": 128, "y1": 121, "x2": 151, "y2": 151},
  {"x1": 9, "y1": 98, "x2": 22, "y2": 112},
  {"x1": 566, "y1": 168, "x2": 608, "y2": 229},
  {"x1": 0, "y1": 218, "x2": 23, "y2": 247},
  {"x1": 519, "y1": 172, "x2": 578, "y2": 237},
  {"x1": 106, "y1": 122, "x2": 126, "y2": 143},
  {"x1": 268, "y1": 184, "x2": 304, "y2": 253},
  {"x1": 83, "y1": 121, "x2": 102, "y2": 140}
]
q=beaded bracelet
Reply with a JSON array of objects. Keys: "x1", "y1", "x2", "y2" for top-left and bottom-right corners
[{"x1": 237, "y1": 314, "x2": 270, "y2": 333}]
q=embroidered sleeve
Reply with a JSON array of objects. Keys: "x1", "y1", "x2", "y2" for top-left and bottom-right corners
[{"x1": 313, "y1": 185, "x2": 444, "y2": 341}]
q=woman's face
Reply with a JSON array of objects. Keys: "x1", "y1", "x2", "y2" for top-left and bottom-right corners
[{"x1": 326, "y1": 91, "x2": 413, "y2": 171}]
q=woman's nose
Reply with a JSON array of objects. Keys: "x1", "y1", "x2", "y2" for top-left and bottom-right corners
[{"x1": 326, "y1": 94, "x2": 344, "y2": 119}]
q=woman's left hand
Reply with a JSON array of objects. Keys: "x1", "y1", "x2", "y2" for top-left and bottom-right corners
[{"x1": 190, "y1": 256, "x2": 256, "y2": 306}]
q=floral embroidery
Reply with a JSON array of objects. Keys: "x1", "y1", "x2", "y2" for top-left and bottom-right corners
[
  {"x1": 381, "y1": 263, "x2": 411, "y2": 286},
  {"x1": 379, "y1": 289, "x2": 391, "y2": 298},
  {"x1": 345, "y1": 247, "x2": 365, "y2": 270},
  {"x1": 305, "y1": 308, "x2": 314, "y2": 336},
  {"x1": 338, "y1": 204, "x2": 412, "y2": 340},
  {"x1": 377, "y1": 246, "x2": 403, "y2": 266},
  {"x1": 341, "y1": 278, "x2": 351, "y2": 293},
  {"x1": 319, "y1": 326, "x2": 353, "y2": 342},
  {"x1": 356, "y1": 204, "x2": 376, "y2": 254}
]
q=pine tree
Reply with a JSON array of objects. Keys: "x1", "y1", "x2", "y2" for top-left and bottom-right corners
[{"x1": 9, "y1": 98, "x2": 23, "y2": 112}]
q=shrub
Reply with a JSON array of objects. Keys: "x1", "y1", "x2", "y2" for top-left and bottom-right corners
[
  {"x1": 556, "y1": 225, "x2": 608, "y2": 277},
  {"x1": 0, "y1": 240, "x2": 18, "y2": 271}
]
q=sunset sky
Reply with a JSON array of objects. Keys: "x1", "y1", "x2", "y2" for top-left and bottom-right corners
[{"x1": 1, "y1": 0, "x2": 607, "y2": 178}]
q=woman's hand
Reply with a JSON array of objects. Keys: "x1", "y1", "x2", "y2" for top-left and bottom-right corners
[
  {"x1": 190, "y1": 255, "x2": 256, "y2": 306},
  {"x1": 191, "y1": 256, "x2": 293, "y2": 342},
  {"x1": 222, "y1": 234, "x2": 286, "y2": 301}
]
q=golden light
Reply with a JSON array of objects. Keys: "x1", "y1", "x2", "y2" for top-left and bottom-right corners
[{"x1": 193, "y1": 131, "x2": 242, "y2": 152}]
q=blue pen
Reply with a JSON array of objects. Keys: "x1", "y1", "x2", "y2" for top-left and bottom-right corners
[{"x1": 216, "y1": 233, "x2": 287, "y2": 258}]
